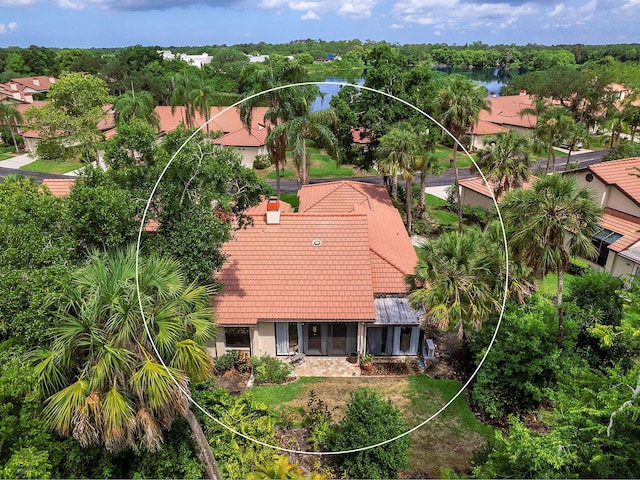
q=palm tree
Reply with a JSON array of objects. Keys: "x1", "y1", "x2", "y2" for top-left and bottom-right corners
[
  {"x1": 377, "y1": 126, "x2": 422, "y2": 232},
  {"x1": 438, "y1": 75, "x2": 491, "y2": 232},
  {"x1": 501, "y1": 175, "x2": 602, "y2": 347},
  {"x1": 562, "y1": 121, "x2": 590, "y2": 171},
  {"x1": 33, "y1": 247, "x2": 222, "y2": 479},
  {"x1": 113, "y1": 89, "x2": 159, "y2": 129},
  {"x1": 475, "y1": 130, "x2": 534, "y2": 197},
  {"x1": 189, "y1": 74, "x2": 218, "y2": 135},
  {"x1": 534, "y1": 106, "x2": 574, "y2": 174},
  {"x1": 238, "y1": 61, "x2": 308, "y2": 197},
  {"x1": 0, "y1": 100, "x2": 24, "y2": 153},
  {"x1": 414, "y1": 152, "x2": 442, "y2": 213},
  {"x1": 406, "y1": 229, "x2": 501, "y2": 339},
  {"x1": 270, "y1": 103, "x2": 340, "y2": 185},
  {"x1": 170, "y1": 71, "x2": 197, "y2": 129}
]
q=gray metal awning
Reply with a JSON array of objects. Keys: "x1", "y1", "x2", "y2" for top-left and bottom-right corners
[{"x1": 373, "y1": 297, "x2": 422, "y2": 325}]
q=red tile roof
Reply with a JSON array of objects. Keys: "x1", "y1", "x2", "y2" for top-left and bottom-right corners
[
  {"x1": 41, "y1": 178, "x2": 75, "y2": 197},
  {"x1": 215, "y1": 181, "x2": 417, "y2": 326},
  {"x1": 477, "y1": 94, "x2": 537, "y2": 130},
  {"x1": 584, "y1": 157, "x2": 640, "y2": 207},
  {"x1": 155, "y1": 106, "x2": 269, "y2": 138},
  {"x1": 600, "y1": 208, "x2": 640, "y2": 252},
  {"x1": 212, "y1": 126, "x2": 268, "y2": 147},
  {"x1": 459, "y1": 175, "x2": 535, "y2": 200},
  {"x1": 215, "y1": 214, "x2": 375, "y2": 325}
]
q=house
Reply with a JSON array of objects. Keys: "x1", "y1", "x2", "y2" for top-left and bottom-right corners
[
  {"x1": 459, "y1": 175, "x2": 535, "y2": 210},
  {"x1": 212, "y1": 181, "x2": 421, "y2": 362},
  {"x1": 568, "y1": 157, "x2": 640, "y2": 279},
  {"x1": 154, "y1": 105, "x2": 269, "y2": 168},
  {"x1": 0, "y1": 76, "x2": 57, "y2": 104},
  {"x1": 158, "y1": 50, "x2": 213, "y2": 68},
  {"x1": 468, "y1": 93, "x2": 537, "y2": 150}
]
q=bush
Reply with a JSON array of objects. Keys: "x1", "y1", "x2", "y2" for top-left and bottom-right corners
[
  {"x1": 251, "y1": 355, "x2": 292, "y2": 384},
  {"x1": 253, "y1": 154, "x2": 272, "y2": 170},
  {"x1": 462, "y1": 205, "x2": 488, "y2": 226},
  {"x1": 36, "y1": 139, "x2": 65, "y2": 160},
  {"x1": 213, "y1": 350, "x2": 252, "y2": 374},
  {"x1": 469, "y1": 297, "x2": 563, "y2": 419},
  {"x1": 603, "y1": 140, "x2": 640, "y2": 161},
  {"x1": 329, "y1": 388, "x2": 409, "y2": 479},
  {"x1": 567, "y1": 257, "x2": 591, "y2": 276}
]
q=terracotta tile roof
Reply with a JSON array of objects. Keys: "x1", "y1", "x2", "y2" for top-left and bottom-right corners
[
  {"x1": 298, "y1": 181, "x2": 418, "y2": 287},
  {"x1": 243, "y1": 197, "x2": 293, "y2": 216},
  {"x1": 4, "y1": 76, "x2": 57, "y2": 93},
  {"x1": 477, "y1": 94, "x2": 537, "y2": 130},
  {"x1": 600, "y1": 208, "x2": 640, "y2": 252},
  {"x1": 584, "y1": 157, "x2": 640, "y2": 207},
  {"x1": 41, "y1": 178, "x2": 75, "y2": 197},
  {"x1": 471, "y1": 118, "x2": 510, "y2": 135},
  {"x1": 215, "y1": 181, "x2": 418, "y2": 326},
  {"x1": 459, "y1": 175, "x2": 535, "y2": 200},
  {"x1": 350, "y1": 126, "x2": 373, "y2": 144},
  {"x1": 215, "y1": 214, "x2": 375, "y2": 325},
  {"x1": 155, "y1": 105, "x2": 269, "y2": 137},
  {"x1": 213, "y1": 126, "x2": 268, "y2": 147}
]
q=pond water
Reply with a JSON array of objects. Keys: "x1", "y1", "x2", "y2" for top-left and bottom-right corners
[{"x1": 311, "y1": 68, "x2": 510, "y2": 111}]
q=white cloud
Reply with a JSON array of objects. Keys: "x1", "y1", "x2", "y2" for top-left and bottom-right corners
[
  {"x1": 259, "y1": 0, "x2": 379, "y2": 18},
  {"x1": 0, "y1": 0, "x2": 35, "y2": 5},
  {"x1": 0, "y1": 21, "x2": 17, "y2": 34},
  {"x1": 392, "y1": 0, "x2": 538, "y2": 32},
  {"x1": 301, "y1": 9, "x2": 321, "y2": 19}
]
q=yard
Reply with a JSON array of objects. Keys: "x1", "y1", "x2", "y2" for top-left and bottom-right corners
[
  {"x1": 250, "y1": 374, "x2": 494, "y2": 477},
  {"x1": 19, "y1": 156, "x2": 84, "y2": 174}
]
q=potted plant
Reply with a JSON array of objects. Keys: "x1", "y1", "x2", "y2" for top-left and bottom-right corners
[{"x1": 360, "y1": 353, "x2": 374, "y2": 371}]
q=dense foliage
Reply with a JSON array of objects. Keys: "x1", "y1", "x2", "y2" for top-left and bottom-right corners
[{"x1": 330, "y1": 388, "x2": 410, "y2": 479}]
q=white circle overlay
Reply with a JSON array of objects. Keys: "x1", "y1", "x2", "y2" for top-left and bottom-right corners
[{"x1": 135, "y1": 82, "x2": 509, "y2": 456}]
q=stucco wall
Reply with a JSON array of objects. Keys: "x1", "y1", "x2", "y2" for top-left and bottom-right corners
[
  {"x1": 256, "y1": 322, "x2": 276, "y2": 357},
  {"x1": 574, "y1": 171, "x2": 640, "y2": 216},
  {"x1": 460, "y1": 187, "x2": 493, "y2": 211}
]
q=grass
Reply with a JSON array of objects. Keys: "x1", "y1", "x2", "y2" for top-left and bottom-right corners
[
  {"x1": 250, "y1": 374, "x2": 493, "y2": 477},
  {"x1": 279, "y1": 193, "x2": 300, "y2": 210},
  {"x1": 258, "y1": 145, "x2": 368, "y2": 181},
  {"x1": 538, "y1": 271, "x2": 578, "y2": 296},
  {"x1": 0, "y1": 145, "x2": 16, "y2": 160},
  {"x1": 20, "y1": 157, "x2": 83, "y2": 174}
]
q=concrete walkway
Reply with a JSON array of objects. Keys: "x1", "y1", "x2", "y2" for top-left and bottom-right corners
[{"x1": 0, "y1": 153, "x2": 35, "y2": 169}]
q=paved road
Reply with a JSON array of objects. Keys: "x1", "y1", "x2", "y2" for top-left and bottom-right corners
[
  {"x1": 0, "y1": 149, "x2": 608, "y2": 188},
  {"x1": 268, "y1": 149, "x2": 609, "y2": 194}
]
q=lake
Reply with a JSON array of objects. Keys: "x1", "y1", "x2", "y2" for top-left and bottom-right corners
[{"x1": 311, "y1": 68, "x2": 509, "y2": 111}]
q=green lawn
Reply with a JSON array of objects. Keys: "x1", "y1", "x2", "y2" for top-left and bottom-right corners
[
  {"x1": 279, "y1": 193, "x2": 300, "y2": 210},
  {"x1": 20, "y1": 157, "x2": 83, "y2": 174},
  {"x1": 538, "y1": 271, "x2": 578, "y2": 296},
  {"x1": 250, "y1": 374, "x2": 493, "y2": 477},
  {"x1": 260, "y1": 146, "x2": 362, "y2": 181},
  {"x1": 0, "y1": 145, "x2": 16, "y2": 160}
]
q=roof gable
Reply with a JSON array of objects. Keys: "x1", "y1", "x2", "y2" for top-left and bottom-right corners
[{"x1": 585, "y1": 157, "x2": 640, "y2": 207}]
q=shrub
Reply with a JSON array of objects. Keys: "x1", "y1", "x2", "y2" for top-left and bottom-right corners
[
  {"x1": 213, "y1": 350, "x2": 238, "y2": 374},
  {"x1": 251, "y1": 355, "x2": 292, "y2": 385},
  {"x1": 567, "y1": 257, "x2": 591, "y2": 276},
  {"x1": 253, "y1": 154, "x2": 272, "y2": 170},
  {"x1": 301, "y1": 390, "x2": 333, "y2": 451},
  {"x1": 329, "y1": 388, "x2": 409, "y2": 478},
  {"x1": 469, "y1": 297, "x2": 563, "y2": 419}
]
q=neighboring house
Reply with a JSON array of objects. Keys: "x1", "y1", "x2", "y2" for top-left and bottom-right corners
[
  {"x1": 468, "y1": 93, "x2": 537, "y2": 150},
  {"x1": 212, "y1": 181, "x2": 421, "y2": 361},
  {"x1": 459, "y1": 175, "x2": 535, "y2": 210},
  {"x1": 18, "y1": 103, "x2": 116, "y2": 159},
  {"x1": 0, "y1": 76, "x2": 57, "y2": 103},
  {"x1": 568, "y1": 157, "x2": 640, "y2": 279},
  {"x1": 154, "y1": 105, "x2": 269, "y2": 168},
  {"x1": 41, "y1": 178, "x2": 75, "y2": 197},
  {"x1": 158, "y1": 50, "x2": 213, "y2": 68}
]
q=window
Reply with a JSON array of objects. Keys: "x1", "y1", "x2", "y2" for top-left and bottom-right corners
[
  {"x1": 225, "y1": 327, "x2": 250, "y2": 348},
  {"x1": 592, "y1": 229, "x2": 623, "y2": 266}
]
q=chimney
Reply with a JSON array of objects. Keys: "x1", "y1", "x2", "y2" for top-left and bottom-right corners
[
  {"x1": 24, "y1": 92, "x2": 33, "y2": 103},
  {"x1": 266, "y1": 197, "x2": 281, "y2": 224},
  {"x1": 519, "y1": 89, "x2": 527, "y2": 96}
]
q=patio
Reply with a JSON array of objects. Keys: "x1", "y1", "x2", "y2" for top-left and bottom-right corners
[{"x1": 292, "y1": 356, "x2": 361, "y2": 377}]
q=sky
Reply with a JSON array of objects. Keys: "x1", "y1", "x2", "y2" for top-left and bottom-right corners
[{"x1": 0, "y1": 0, "x2": 637, "y2": 49}]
